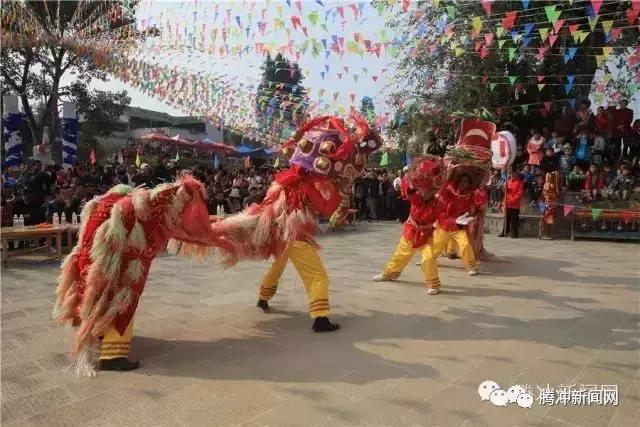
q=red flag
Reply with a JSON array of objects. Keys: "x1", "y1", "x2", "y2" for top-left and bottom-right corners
[
  {"x1": 548, "y1": 34, "x2": 559, "y2": 47},
  {"x1": 628, "y1": 8, "x2": 639, "y2": 25},
  {"x1": 244, "y1": 156, "x2": 251, "y2": 169},
  {"x1": 568, "y1": 24, "x2": 579, "y2": 34},
  {"x1": 372, "y1": 75, "x2": 378, "y2": 82},
  {"x1": 502, "y1": 11, "x2": 517, "y2": 30},
  {"x1": 590, "y1": 0, "x2": 602, "y2": 15},
  {"x1": 611, "y1": 27, "x2": 622, "y2": 40},
  {"x1": 480, "y1": 46, "x2": 489, "y2": 59},
  {"x1": 621, "y1": 211, "x2": 633, "y2": 223},
  {"x1": 402, "y1": 0, "x2": 410, "y2": 12},
  {"x1": 537, "y1": 75, "x2": 545, "y2": 82},
  {"x1": 89, "y1": 149, "x2": 97, "y2": 165}
]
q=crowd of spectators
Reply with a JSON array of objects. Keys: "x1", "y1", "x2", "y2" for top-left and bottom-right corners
[{"x1": 487, "y1": 99, "x2": 640, "y2": 209}]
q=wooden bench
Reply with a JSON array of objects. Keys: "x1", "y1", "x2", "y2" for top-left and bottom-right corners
[{"x1": 1, "y1": 225, "x2": 80, "y2": 267}]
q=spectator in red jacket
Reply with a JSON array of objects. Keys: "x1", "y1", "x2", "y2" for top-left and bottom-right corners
[
  {"x1": 594, "y1": 106, "x2": 609, "y2": 135},
  {"x1": 499, "y1": 169, "x2": 524, "y2": 238},
  {"x1": 614, "y1": 99, "x2": 634, "y2": 161},
  {"x1": 583, "y1": 163, "x2": 605, "y2": 201}
]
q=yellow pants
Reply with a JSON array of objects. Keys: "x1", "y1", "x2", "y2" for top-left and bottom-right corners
[
  {"x1": 446, "y1": 240, "x2": 458, "y2": 256},
  {"x1": 381, "y1": 236, "x2": 432, "y2": 282},
  {"x1": 258, "y1": 241, "x2": 330, "y2": 318},
  {"x1": 100, "y1": 320, "x2": 134, "y2": 360},
  {"x1": 423, "y1": 228, "x2": 477, "y2": 289}
]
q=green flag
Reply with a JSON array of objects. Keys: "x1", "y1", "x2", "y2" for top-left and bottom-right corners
[
  {"x1": 508, "y1": 75, "x2": 517, "y2": 85},
  {"x1": 508, "y1": 48, "x2": 517, "y2": 61},
  {"x1": 521, "y1": 104, "x2": 529, "y2": 114},
  {"x1": 379, "y1": 151, "x2": 389, "y2": 167},
  {"x1": 592, "y1": 208, "x2": 603, "y2": 221}
]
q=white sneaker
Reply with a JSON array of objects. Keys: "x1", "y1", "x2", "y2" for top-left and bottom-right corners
[
  {"x1": 427, "y1": 287, "x2": 440, "y2": 295},
  {"x1": 468, "y1": 269, "x2": 479, "y2": 276},
  {"x1": 373, "y1": 274, "x2": 392, "y2": 282}
]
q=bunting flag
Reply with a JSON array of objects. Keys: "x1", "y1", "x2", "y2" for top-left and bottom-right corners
[
  {"x1": 273, "y1": 156, "x2": 280, "y2": 168},
  {"x1": 244, "y1": 155, "x2": 251, "y2": 169},
  {"x1": 89, "y1": 149, "x2": 97, "y2": 165},
  {"x1": 175, "y1": 151, "x2": 180, "y2": 161},
  {"x1": 591, "y1": 208, "x2": 603, "y2": 221},
  {"x1": 379, "y1": 151, "x2": 389, "y2": 166},
  {"x1": 563, "y1": 205, "x2": 574, "y2": 217},
  {"x1": 135, "y1": 152, "x2": 142, "y2": 167}
]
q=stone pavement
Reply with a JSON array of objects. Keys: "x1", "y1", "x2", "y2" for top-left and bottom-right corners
[{"x1": 1, "y1": 222, "x2": 638, "y2": 427}]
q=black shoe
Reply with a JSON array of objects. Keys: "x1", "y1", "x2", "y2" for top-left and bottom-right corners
[
  {"x1": 257, "y1": 299, "x2": 269, "y2": 312},
  {"x1": 498, "y1": 233, "x2": 506, "y2": 237},
  {"x1": 99, "y1": 358, "x2": 139, "y2": 371},
  {"x1": 447, "y1": 253, "x2": 458, "y2": 259},
  {"x1": 312, "y1": 317, "x2": 340, "y2": 333}
]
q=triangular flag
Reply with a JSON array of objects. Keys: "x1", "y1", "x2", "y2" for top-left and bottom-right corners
[
  {"x1": 89, "y1": 149, "x2": 97, "y2": 165},
  {"x1": 553, "y1": 19, "x2": 565, "y2": 33},
  {"x1": 563, "y1": 205, "x2": 574, "y2": 217},
  {"x1": 548, "y1": 34, "x2": 559, "y2": 47},
  {"x1": 379, "y1": 151, "x2": 389, "y2": 166},
  {"x1": 628, "y1": 8, "x2": 640, "y2": 25},
  {"x1": 588, "y1": 16, "x2": 599, "y2": 31},
  {"x1": 601, "y1": 20, "x2": 613, "y2": 34},
  {"x1": 591, "y1": 208, "x2": 602, "y2": 221},
  {"x1": 590, "y1": 0, "x2": 602, "y2": 15},
  {"x1": 508, "y1": 75, "x2": 517, "y2": 85},
  {"x1": 502, "y1": 11, "x2": 517, "y2": 30},
  {"x1": 537, "y1": 75, "x2": 545, "y2": 82},
  {"x1": 538, "y1": 83, "x2": 546, "y2": 91},
  {"x1": 602, "y1": 46, "x2": 613, "y2": 57},
  {"x1": 544, "y1": 5, "x2": 560, "y2": 24},
  {"x1": 522, "y1": 0, "x2": 530, "y2": 9},
  {"x1": 446, "y1": 5, "x2": 457, "y2": 19},
  {"x1": 610, "y1": 27, "x2": 622, "y2": 41},
  {"x1": 498, "y1": 39, "x2": 507, "y2": 49},
  {"x1": 521, "y1": 104, "x2": 529, "y2": 114},
  {"x1": 273, "y1": 156, "x2": 280, "y2": 168},
  {"x1": 508, "y1": 48, "x2": 517, "y2": 61},
  {"x1": 454, "y1": 47, "x2": 465, "y2": 56},
  {"x1": 496, "y1": 26, "x2": 504, "y2": 38},
  {"x1": 543, "y1": 101, "x2": 552, "y2": 111},
  {"x1": 539, "y1": 27, "x2": 549, "y2": 41},
  {"x1": 135, "y1": 152, "x2": 141, "y2": 167},
  {"x1": 481, "y1": 0, "x2": 493, "y2": 15},
  {"x1": 484, "y1": 32, "x2": 494, "y2": 45},
  {"x1": 175, "y1": 151, "x2": 180, "y2": 161},
  {"x1": 472, "y1": 16, "x2": 483, "y2": 35},
  {"x1": 489, "y1": 83, "x2": 497, "y2": 92}
]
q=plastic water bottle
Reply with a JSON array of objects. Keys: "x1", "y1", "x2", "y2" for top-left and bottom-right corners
[
  {"x1": 71, "y1": 212, "x2": 78, "y2": 225},
  {"x1": 60, "y1": 213, "x2": 67, "y2": 226},
  {"x1": 18, "y1": 214, "x2": 24, "y2": 228},
  {"x1": 12, "y1": 214, "x2": 17, "y2": 228},
  {"x1": 52, "y1": 213, "x2": 59, "y2": 228}
]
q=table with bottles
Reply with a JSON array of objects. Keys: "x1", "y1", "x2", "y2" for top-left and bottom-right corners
[{"x1": 1, "y1": 212, "x2": 80, "y2": 267}]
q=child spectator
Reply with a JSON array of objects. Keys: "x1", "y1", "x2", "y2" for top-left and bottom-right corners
[
  {"x1": 558, "y1": 144, "x2": 575, "y2": 184},
  {"x1": 567, "y1": 165, "x2": 586, "y2": 191},
  {"x1": 602, "y1": 164, "x2": 615, "y2": 188},
  {"x1": 546, "y1": 131, "x2": 559, "y2": 152},
  {"x1": 594, "y1": 106, "x2": 609, "y2": 135},
  {"x1": 486, "y1": 168, "x2": 505, "y2": 209},
  {"x1": 583, "y1": 164, "x2": 605, "y2": 202},
  {"x1": 615, "y1": 99, "x2": 634, "y2": 161},
  {"x1": 574, "y1": 128, "x2": 592, "y2": 168},
  {"x1": 608, "y1": 164, "x2": 635, "y2": 200},
  {"x1": 530, "y1": 168, "x2": 545, "y2": 204},
  {"x1": 527, "y1": 128, "x2": 545, "y2": 172}
]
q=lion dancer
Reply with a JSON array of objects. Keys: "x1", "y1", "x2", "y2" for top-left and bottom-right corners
[
  {"x1": 373, "y1": 156, "x2": 445, "y2": 295},
  {"x1": 53, "y1": 175, "x2": 235, "y2": 375},
  {"x1": 422, "y1": 118, "x2": 496, "y2": 294},
  {"x1": 540, "y1": 171, "x2": 561, "y2": 240},
  {"x1": 212, "y1": 115, "x2": 382, "y2": 332}
]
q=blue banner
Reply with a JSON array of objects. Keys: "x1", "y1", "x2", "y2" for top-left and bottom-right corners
[
  {"x1": 2, "y1": 112, "x2": 24, "y2": 169},
  {"x1": 61, "y1": 117, "x2": 79, "y2": 168}
]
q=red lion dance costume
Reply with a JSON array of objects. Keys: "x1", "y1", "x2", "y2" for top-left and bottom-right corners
[
  {"x1": 53, "y1": 175, "x2": 235, "y2": 375},
  {"x1": 422, "y1": 118, "x2": 496, "y2": 293},
  {"x1": 210, "y1": 114, "x2": 382, "y2": 332},
  {"x1": 373, "y1": 156, "x2": 445, "y2": 292}
]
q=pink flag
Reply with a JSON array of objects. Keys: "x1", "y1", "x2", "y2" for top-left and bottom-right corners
[
  {"x1": 553, "y1": 19, "x2": 565, "y2": 33},
  {"x1": 481, "y1": 0, "x2": 493, "y2": 15},
  {"x1": 590, "y1": 0, "x2": 602, "y2": 15},
  {"x1": 563, "y1": 205, "x2": 574, "y2": 217},
  {"x1": 484, "y1": 32, "x2": 494, "y2": 45},
  {"x1": 502, "y1": 11, "x2": 517, "y2": 30}
]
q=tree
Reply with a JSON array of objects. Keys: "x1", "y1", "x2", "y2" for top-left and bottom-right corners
[
  {"x1": 385, "y1": 0, "x2": 638, "y2": 143},
  {"x1": 255, "y1": 53, "x2": 309, "y2": 144},
  {"x1": 360, "y1": 96, "x2": 376, "y2": 126},
  {"x1": 1, "y1": 0, "x2": 138, "y2": 161}
]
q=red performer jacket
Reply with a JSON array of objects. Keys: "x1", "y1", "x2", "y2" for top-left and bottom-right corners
[
  {"x1": 403, "y1": 189, "x2": 440, "y2": 248},
  {"x1": 505, "y1": 177, "x2": 524, "y2": 209},
  {"x1": 584, "y1": 171, "x2": 605, "y2": 191},
  {"x1": 437, "y1": 183, "x2": 477, "y2": 232}
]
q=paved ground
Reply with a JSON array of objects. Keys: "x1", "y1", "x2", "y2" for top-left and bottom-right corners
[{"x1": 1, "y1": 222, "x2": 638, "y2": 427}]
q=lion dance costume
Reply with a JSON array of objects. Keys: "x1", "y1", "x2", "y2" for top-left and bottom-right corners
[
  {"x1": 54, "y1": 175, "x2": 235, "y2": 376},
  {"x1": 373, "y1": 156, "x2": 445, "y2": 288},
  {"x1": 211, "y1": 115, "x2": 382, "y2": 332},
  {"x1": 422, "y1": 118, "x2": 496, "y2": 293}
]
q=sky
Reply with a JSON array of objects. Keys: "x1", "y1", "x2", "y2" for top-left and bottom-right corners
[{"x1": 96, "y1": 0, "x2": 395, "y2": 120}]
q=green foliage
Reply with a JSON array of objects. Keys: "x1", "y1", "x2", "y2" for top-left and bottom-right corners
[{"x1": 359, "y1": 96, "x2": 376, "y2": 126}]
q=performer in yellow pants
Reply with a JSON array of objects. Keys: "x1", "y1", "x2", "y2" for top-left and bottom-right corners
[
  {"x1": 99, "y1": 320, "x2": 138, "y2": 370},
  {"x1": 257, "y1": 240, "x2": 337, "y2": 331},
  {"x1": 423, "y1": 227, "x2": 478, "y2": 291}
]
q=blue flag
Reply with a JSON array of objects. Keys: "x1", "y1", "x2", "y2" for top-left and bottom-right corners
[{"x1": 213, "y1": 155, "x2": 220, "y2": 170}]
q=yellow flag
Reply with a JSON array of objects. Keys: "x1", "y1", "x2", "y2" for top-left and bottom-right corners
[
  {"x1": 472, "y1": 16, "x2": 482, "y2": 35},
  {"x1": 601, "y1": 20, "x2": 613, "y2": 34},
  {"x1": 602, "y1": 47, "x2": 613, "y2": 58},
  {"x1": 588, "y1": 16, "x2": 599, "y2": 31},
  {"x1": 135, "y1": 152, "x2": 141, "y2": 167},
  {"x1": 595, "y1": 55, "x2": 605, "y2": 67},
  {"x1": 539, "y1": 28, "x2": 549, "y2": 41},
  {"x1": 538, "y1": 84, "x2": 546, "y2": 91},
  {"x1": 454, "y1": 47, "x2": 465, "y2": 57},
  {"x1": 273, "y1": 156, "x2": 280, "y2": 168}
]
